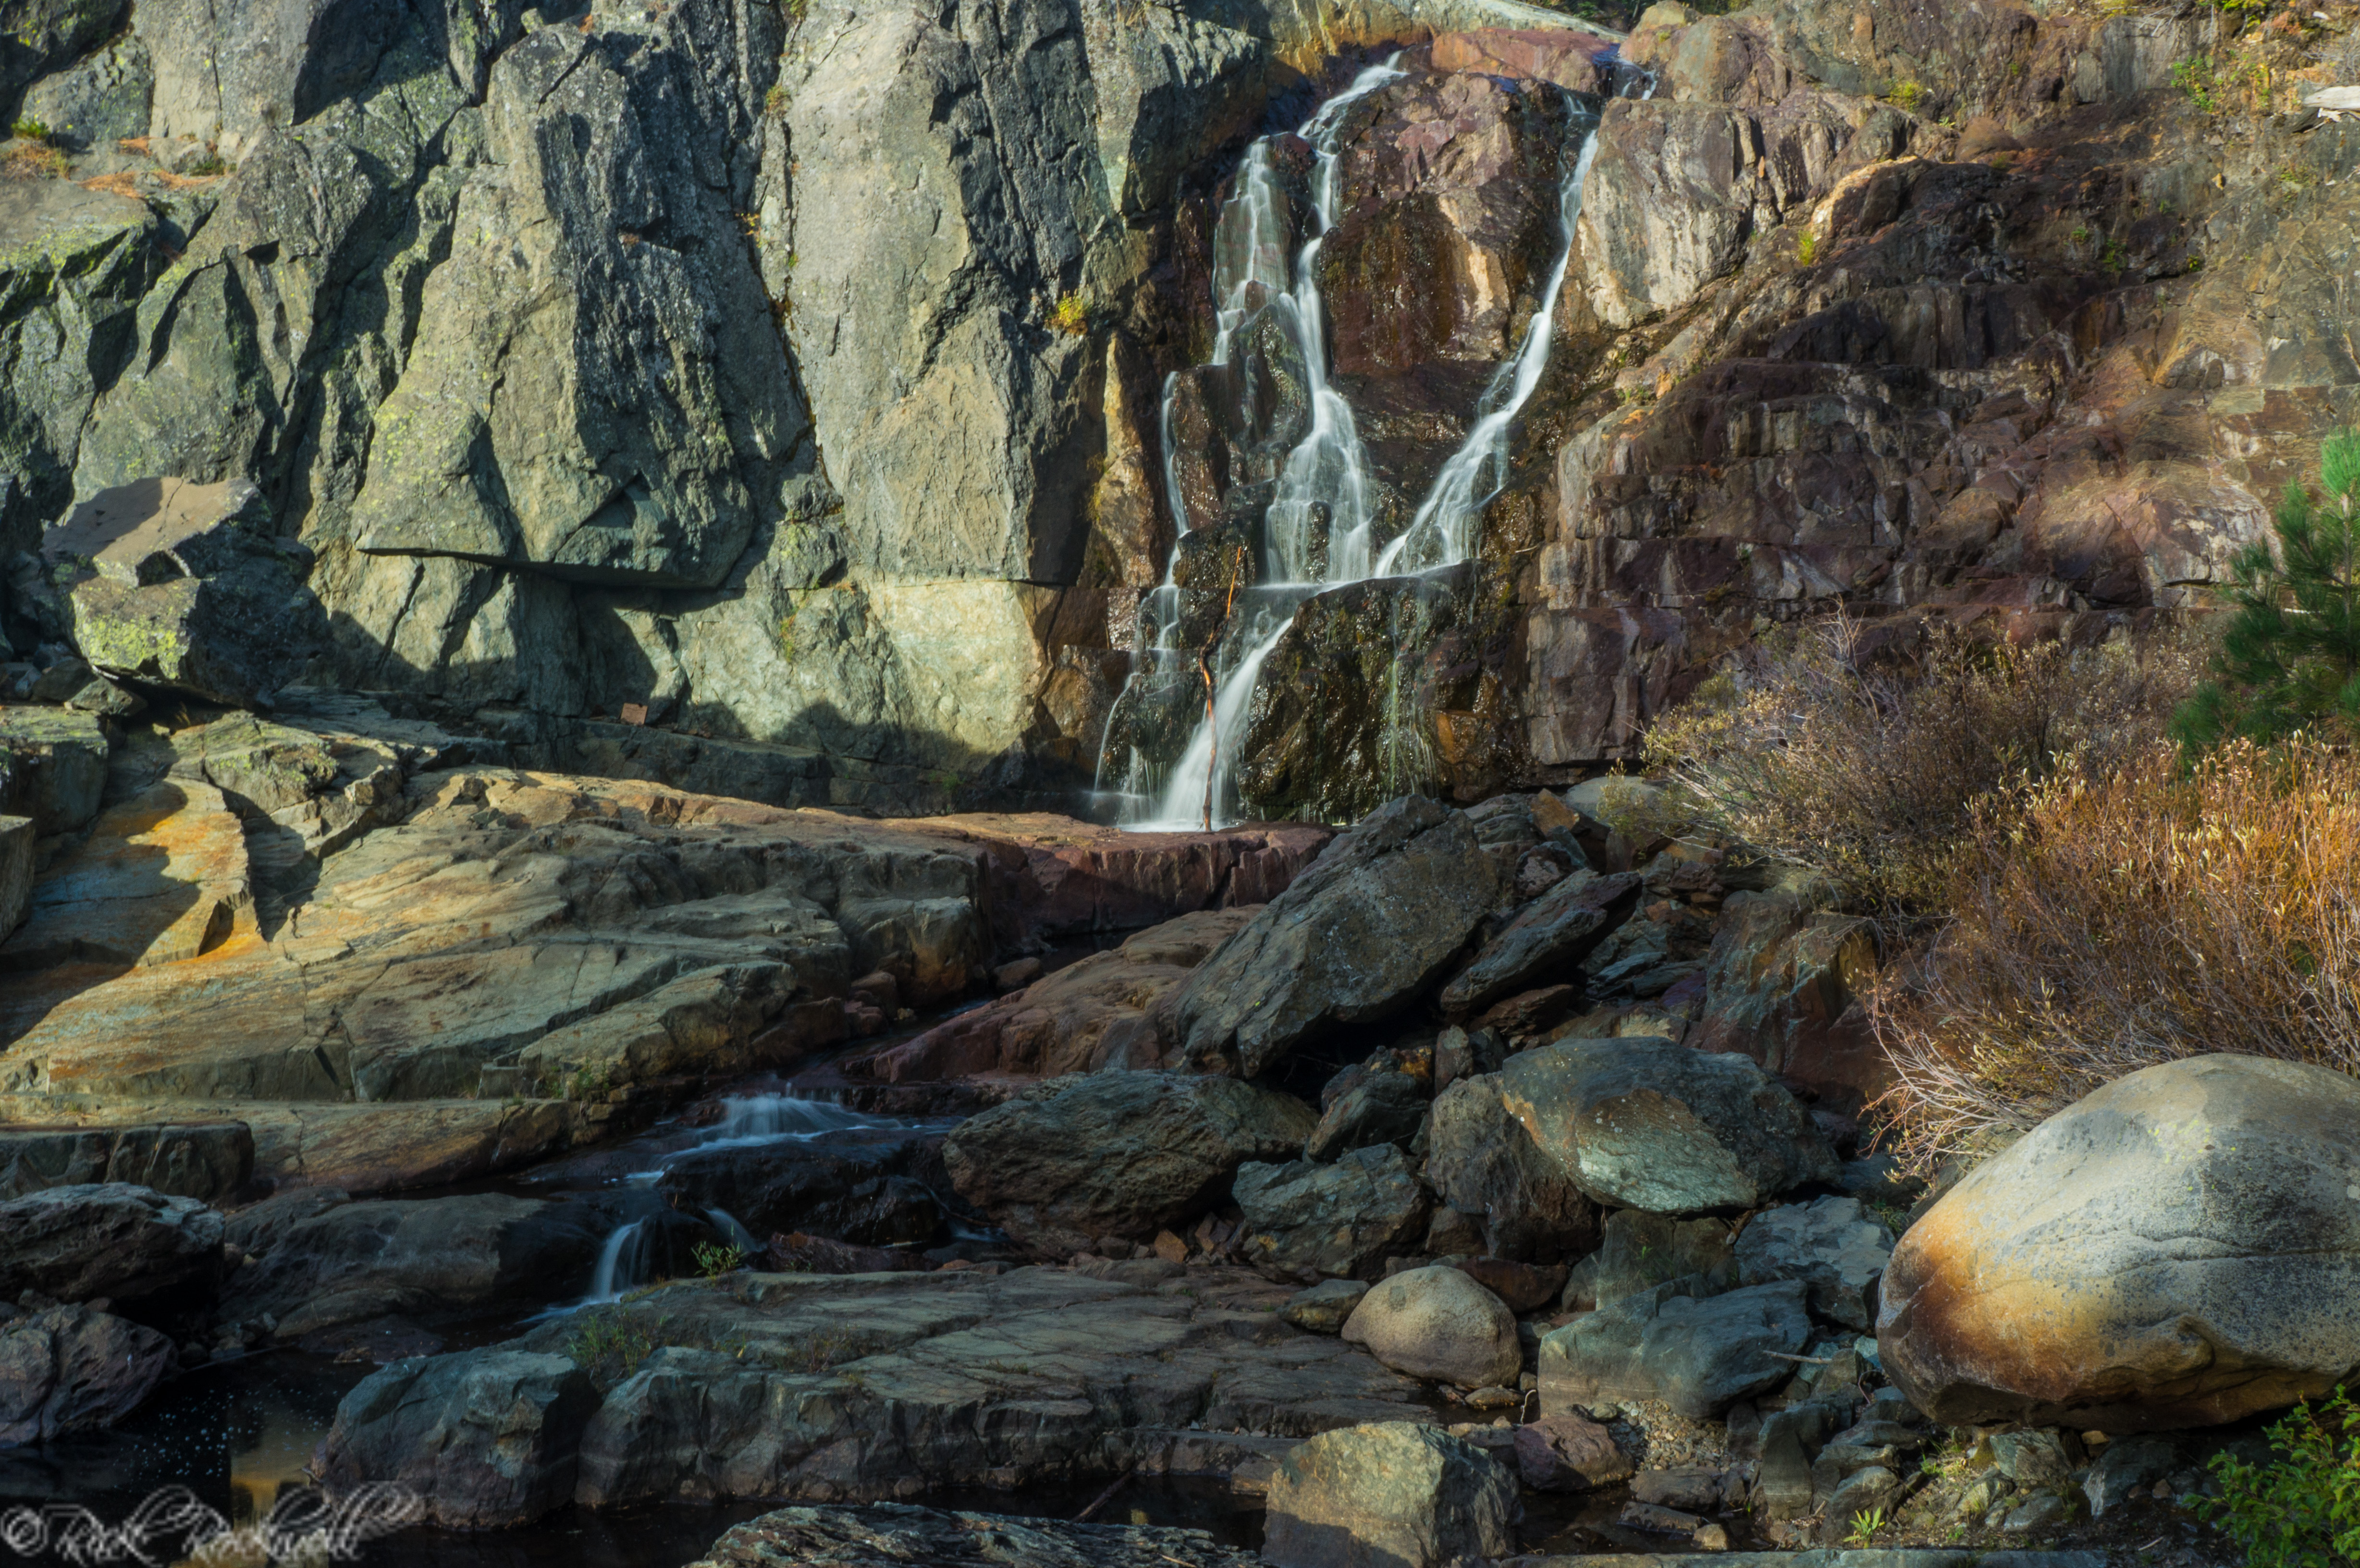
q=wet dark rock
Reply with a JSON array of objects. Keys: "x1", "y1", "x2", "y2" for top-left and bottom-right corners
[
  {"x1": 0, "y1": 1302, "x2": 176, "y2": 1446},
  {"x1": 1438, "y1": 870, "x2": 1643, "y2": 1017},
  {"x1": 1168, "y1": 796, "x2": 1497, "y2": 1078},
  {"x1": 1454, "y1": 1255, "x2": 1567, "y2": 1315},
  {"x1": 0, "y1": 1182, "x2": 223, "y2": 1309},
  {"x1": 1734, "y1": 1195, "x2": 1893, "y2": 1331},
  {"x1": 318, "y1": 1349, "x2": 598, "y2": 1528},
  {"x1": 1539, "y1": 1277, "x2": 1813, "y2": 1419},
  {"x1": 1232, "y1": 1143, "x2": 1432, "y2": 1285},
  {"x1": 1302, "y1": 1070, "x2": 1427, "y2": 1161},
  {"x1": 1263, "y1": 1421, "x2": 1520, "y2": 1568},
  {"x1": 943, "y1": 1071, "x2": 1315, "y2": 1256},
  {"x1": 683, "y1": 1503, "x2": 1263, "y2": 1568},
  {"x1": 765, "y1": 1232, "x2": 928, "y2": 1275},
  {"x1": 658, "y1": 1132, "x2": 946, "y2": 1247},
  {"x1": 219, "y1": 1192, "x2": 605, "y2": 1338}
]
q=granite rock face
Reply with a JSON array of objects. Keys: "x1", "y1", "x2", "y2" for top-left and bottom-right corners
[{"x1": 317, "y1": 1349, "x2": 599, "y2": 1529}]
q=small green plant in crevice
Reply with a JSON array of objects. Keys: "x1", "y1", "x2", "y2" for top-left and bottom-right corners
[
  {"x1": 1795, "y1": 229, "x2": 1819, "y2": 265},
  {"x1": 566, "y1": 1311, "x2": 662, "y2": 1378},
  {"x1": 1889, "y1": 79, "x2": 1926, "y2": 113},
  {"x1": 2101, "y1": 238, "x2": 2128, "y2": 271},
  {"x1": 2188, "y1": 1387, "x2": 2360, "y2": 1568},
  {"x1": 2173, "y1": 54, "x2": 2220, "y2": 113},
  {"x1": 567, "y1": 1061, "x2": 612, "y2": 1101},
  {"x1": 187, "y1": 152, "x2": 231, "y2": 177},
  {"x1": 764, "y1": 82, "x2": 788, "y2": 116},
  {"x1": 782, "y1": 0, "x2": 807, "y2": 18},
  {"x1": 10, "y1": 116, "x2": 51, "y2": 143},
  {"x1": 2070, "y1": 224, "x2": 2092, "y2": 247},
  {"x1": 1846, "y1": 1505, "x2": 1890, "y2": 1546},
  {"x1": 1049, "y1": 289, "x2": 1089, "y2": 336},
  {"x1": 2279, "y1": 162, "x2": 2316, "y2": 194},
  {"x1": 692, "y1": 1240, "x2": 746, "y2": 1278}
]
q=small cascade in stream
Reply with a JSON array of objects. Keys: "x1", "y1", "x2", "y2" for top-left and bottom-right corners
[
  {"x1": 1095, "y1": 55, "x2": 1648, "y2": 831},
  {"x1": 585, "y1": 1218, "x2": 652, "y2": 1303}
]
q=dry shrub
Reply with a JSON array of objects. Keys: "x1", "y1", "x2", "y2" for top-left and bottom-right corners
[
  {"x1": 1876, "y1": 737, "x2": 2360, "y2": 1164},
  {"x1": 2, "y1": 143, "x2": 69, "y2": 180},
  {"x1": 1642, "y1": 615, "x2": 2206, "y2": 917}
]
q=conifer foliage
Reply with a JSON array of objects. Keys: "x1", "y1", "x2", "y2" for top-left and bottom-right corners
[{"x1": 2177, "y1": 430, "x2": 2360, "y2": 747}]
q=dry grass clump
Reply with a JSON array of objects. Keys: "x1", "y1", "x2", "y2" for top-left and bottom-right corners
[
  {"x1": 1875, "y1": 737, "x2": 2360, "y2": 1164},
  {"x1": 1641, "y1": 615, "x2": 2204, "y2": 918},
  {"x1": 2, "y1": 142, "x2": 70, "y2": 180}
]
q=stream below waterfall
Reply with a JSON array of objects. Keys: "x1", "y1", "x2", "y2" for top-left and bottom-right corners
[{"x1": 1097, "y1": 50, "x2": 1650, "y2": 832}]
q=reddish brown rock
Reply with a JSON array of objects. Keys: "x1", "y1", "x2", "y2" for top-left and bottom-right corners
[
  {"x1": 847, "y1": 906, "x2": 1257, "y2": 1083},
  {"x1": 1689, "y1": 891, "x2": 1885, "y2": 1111},
  {"x1": 1426, "y1": 28, "x2": 1616, "y2": 92},
  {"x1": 1515, "y1": 1412, "x2": 1634, "y2": 1491}
]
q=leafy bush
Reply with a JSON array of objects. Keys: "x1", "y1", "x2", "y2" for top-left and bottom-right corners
[
  {"x1": 2176, "y1": 430, "x2": 2360, "y2": 748},
  {"x1": 1876, "y1": 737, "x2": 2360, "y2": 1162},
  {"x1": 1890, "y1": 79, "x2": 1926, "y2": 112},
  {"x1": 11, "y1": 116, "x2": 51, "y2": 143},
  {"x1": 1049, "y1": 290, "x2": 1089, "y2": 336},
  {"x1": 1640, "y1": 616, "x2": 2202, "y2": 919},
  {"x1": 1795, "y1": 229, "x2": 1819, "y2": 265},
  {"x1": 2174, "y1": 55, "x2": 2221, "y2": 113},
  {"x1": 2190, "y1": 1388, "x2": 2360, "y2": 1568}
]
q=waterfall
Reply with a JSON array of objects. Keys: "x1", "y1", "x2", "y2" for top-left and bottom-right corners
[
  {"x1": 1094, "y1": 57, "x2": 1407, "y2": 828},
  {"x1": 586, "y1": 1218, "x2": 651, "y2": 1303},
  {"x1": 1097, "y1": 58, "x2": 1637, "y2": 831}
]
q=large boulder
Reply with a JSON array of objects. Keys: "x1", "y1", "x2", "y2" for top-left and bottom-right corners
[
  {"x1": 657, "y1": 1130, "x2": 949, "y2": 1246},
  {"x1": 1438, "y1": 870, "x2": 1643, "y2": 1017},
  {"x1": 1303, "y1": 1070, "x2": 1428, "y2": 1162},
  {"x1": 1424, "y1": 1069, "x2": 1600, "y2": 1264},
  {"x1": 1167, "y1": 797, "x2": 1498, "y2": 1078},
  {"x1": 0, "y1": 1302, "x2": 176, "y2": 1446},
  {"x1": 1479, "y1": 1036, "x2": 1840, "y2": 1215},
  {"x1": 1879, "y1": 1054, "x2": 2360, "y2": 1430},
  {"x1": 942, "y1": 1071, "x2": 1315, "y2": 1255},
  {"x1": 1340, "y1": 1265, "x2": 1520, "y2": 1388},
  {"x1": 219, "y1": 1193, "x2": 606, "y2": 1338},
  {"x1": 1735, "y1": 1196, "x2": 1893, "y2": 1332},
  {"x1": 317, "y1": 1348, "x2": 598, "y2": 1528},
  {"x1": 1262, "y1": 1421, "x2": 1520, "y2": 1568},
  {"x1": 0, "y1": 1183, "x2": 222, "y2": 1307},
  {"x1": 1538, "y1": 1278, "x2": 1812, "y2": 1419},
  {"x1": 1233, "y1": 1143, "x2": 1433, "y2": 1284}
]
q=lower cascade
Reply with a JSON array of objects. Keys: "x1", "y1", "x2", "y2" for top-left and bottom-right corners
[{"x1": 1096, "y1": 56, "x2": 1645, "y2": 831}]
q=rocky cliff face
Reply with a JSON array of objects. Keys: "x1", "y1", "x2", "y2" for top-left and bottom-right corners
[{"x1": 3, "y1": 0, "x2": 2357, "y2": 818}]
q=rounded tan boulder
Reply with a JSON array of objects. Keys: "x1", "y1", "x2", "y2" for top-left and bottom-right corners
[
  {"x1": 1341, "y1": 1264, "x2": 1521, "y2": 1388},
  {"x1": 1878, "y1": 1054, "x2": 2360, "y2": 1430}
]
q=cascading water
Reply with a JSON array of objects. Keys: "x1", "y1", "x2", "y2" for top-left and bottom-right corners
[
  {"x1": 552, "y1": 1092, "x2": 923, "y2": 1314},
  {"x1": 1096, "y1": 56, "x2": 1646, "y2": 831},
  {"x1": 1095, "y1": 57, "x2": 1406, "y2": 831}
]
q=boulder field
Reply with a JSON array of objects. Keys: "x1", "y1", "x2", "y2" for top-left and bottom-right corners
[{"x1": 5, "y1": 772, "x2": 2354, "y2": 1565}]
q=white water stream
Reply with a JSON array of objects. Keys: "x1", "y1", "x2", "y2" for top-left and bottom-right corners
[{"x1": 1097, "y1": 57, "x2": 1639, "y2": 830}]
